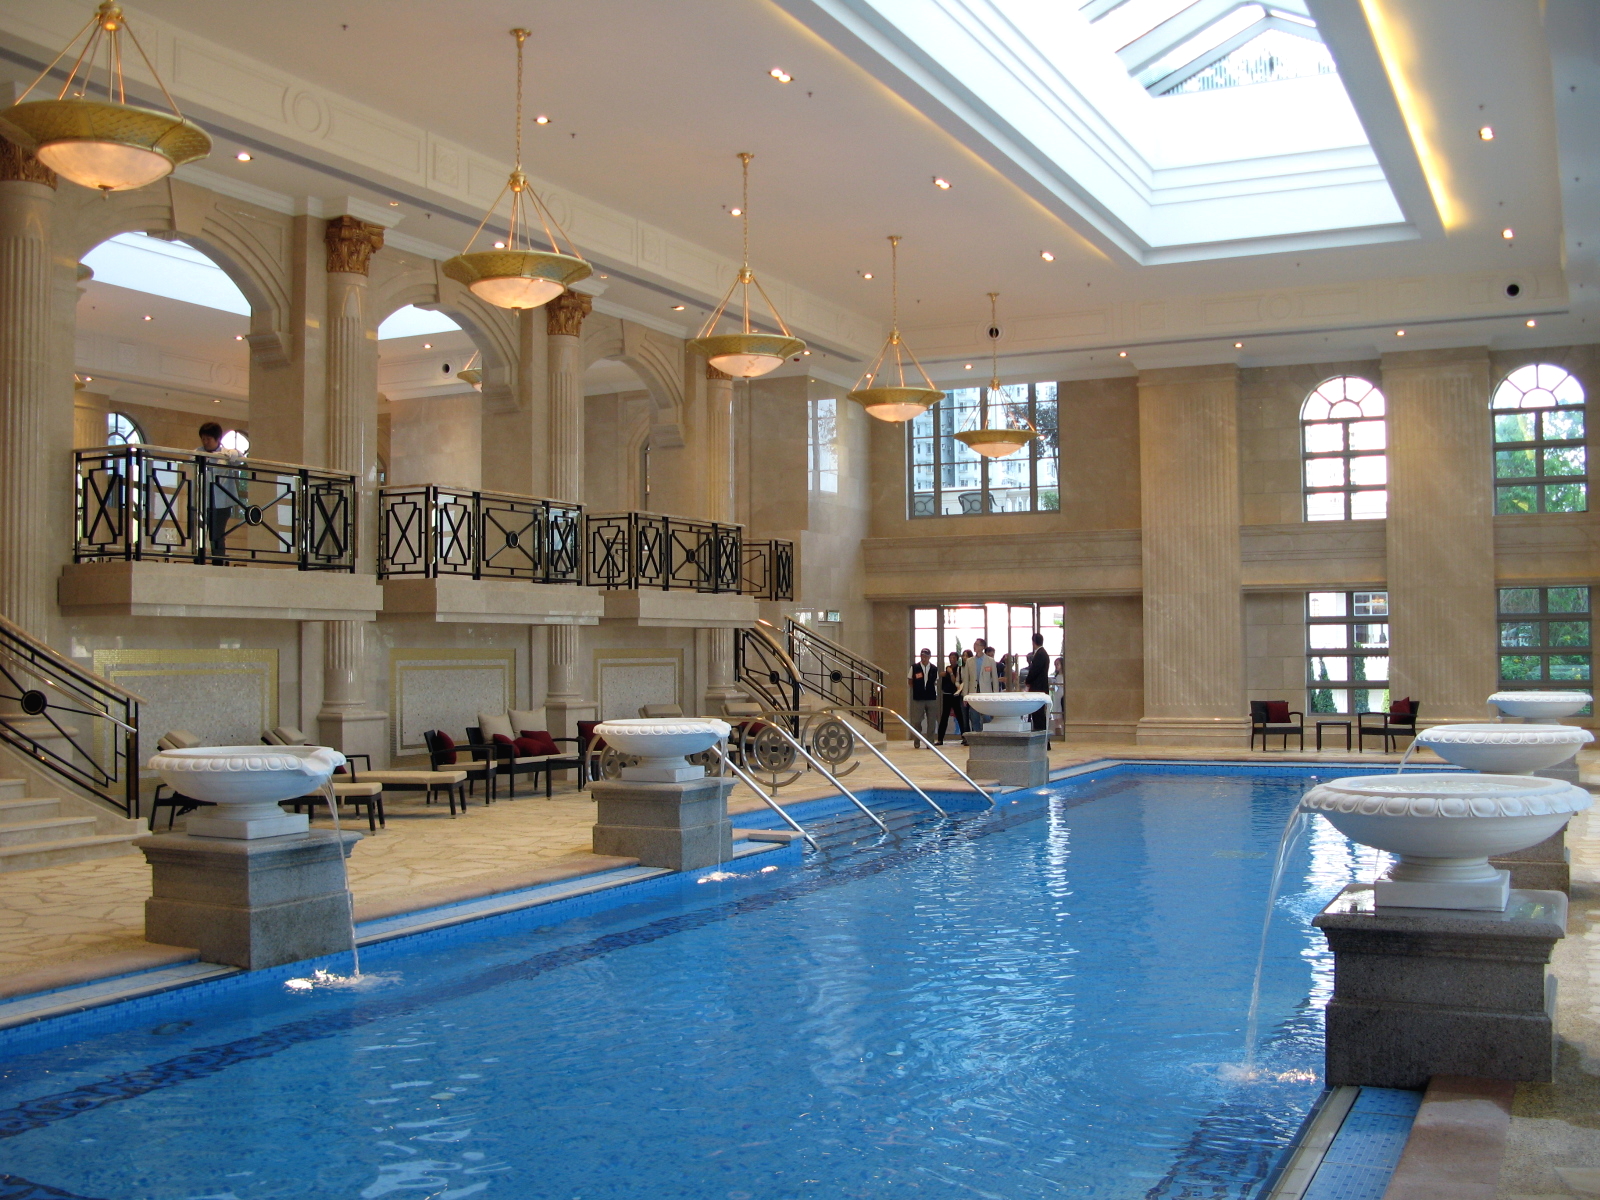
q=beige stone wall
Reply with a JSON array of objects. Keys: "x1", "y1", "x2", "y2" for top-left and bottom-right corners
[
  {"x1": 388, "y1": 391, "x2": 481, "y2": 491},
  {"x1": 1061, "y1": 595, "x2": 1143, "y2": 742},
  {"x1": 1244, "y1": 591, "x2": 1307, "y2": 706}
]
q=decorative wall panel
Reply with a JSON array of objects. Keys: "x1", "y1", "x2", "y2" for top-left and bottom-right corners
[
  {"x1": 594, "y1": 650, "x2": 683, "y2": 722},
  {"x1": 93, "y1": 648, "x2": 277, "y2": 764},
  {"x1": 389, "y1": 649, "x2": 516, "y2": 755}
]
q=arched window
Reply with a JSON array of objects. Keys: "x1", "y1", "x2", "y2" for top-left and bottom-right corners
[
  {"x1": 1492, "y1": 364, "x2": 1586, "y2": 514},
  {"x1": 1301, "y1": 376, "x2": 1387, "y2": 521},
  {"x1": 220, "y1": 430, "x2": 250, "y2": 456},
  {"x1": 106, "y1": 412, "x2": 143, "y2": 446}
]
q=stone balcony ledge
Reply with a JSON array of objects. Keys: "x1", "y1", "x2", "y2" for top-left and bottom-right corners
[
  {"x1": 58, "y1": 561, "x2": 383, "y2": 621},
  {"x1": 380, "y1": 576, "x2": 604, "y2": 625},
  {"x1": 601, "y1": 590, "x2": 758, "y2": 628}
]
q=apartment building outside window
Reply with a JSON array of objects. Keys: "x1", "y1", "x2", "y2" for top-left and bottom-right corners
[{"x1": 909, "y1": 384, "x2": 1059, "y2": 517}]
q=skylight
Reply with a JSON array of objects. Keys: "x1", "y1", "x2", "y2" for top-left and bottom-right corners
[
  {"x1": 1084, "y1": 0, "x2": 1332, "y2": 95},
  {"x1": 377, "y1": 306, "x2": 462, "y2": 340},
  {"x1": 81, "y1": 233, "x2": 249, "y2": 315}
]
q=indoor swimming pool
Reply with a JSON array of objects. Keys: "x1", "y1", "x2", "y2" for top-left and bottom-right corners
[{"x1": 0, "y1": 765, "x2": 1393, "y2": 1199}]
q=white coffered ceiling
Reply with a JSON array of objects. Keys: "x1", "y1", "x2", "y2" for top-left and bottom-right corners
[{"x1": 3, "y1": 0, "x2": 1592, "y2": 387}]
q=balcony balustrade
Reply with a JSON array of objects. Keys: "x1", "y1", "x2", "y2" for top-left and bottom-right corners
[
  {"x1": 741, "y1": 538, "x2": 796, "y2": 602},
  {"x1": 378, "y1": 486, "x2": 583, "y2": 584},
  {"x1": 75, "y1": 445, "x2": 355, "y2": 571},
  {"x1": 584, "y1": 511, "x2": 745, "y2": 594}
]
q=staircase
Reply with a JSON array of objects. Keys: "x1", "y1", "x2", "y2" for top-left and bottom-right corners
[{"x1": 0, "y1": 777, "x2": 140, "y2": 872}]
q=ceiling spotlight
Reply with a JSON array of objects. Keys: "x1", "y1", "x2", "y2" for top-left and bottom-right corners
[
  {"x1": 863, "y1": 272, "x2": 873, "y2": 280},
  {"x1": 671, "y1": 304, "x2": 686, "y2": 311},
  {"x1": 1502, "y1": 228, "x2": 1515, "y2": 239},
  {"x1": 234, "y1": 334, "x2": 244, "y2": 341},
  {"x1": 142, "y1": 314, "x2": 152, "y2": 321},
  {"x1": 1234, "y1": 341, "x2": 1243, "y2": 349},
  {"x1": 388, "y1": 200, "x2": 399, "y2": 207},
  {"x1": 599, "y1": 274, "x2": 608, "y2": 280},
  {"x1": 802, "y1": 350, "x2": 811, "y2": 355},
  {"x1": 769, "y1": 68, "x2": 792, "y2": 82},
  {"x1": 493, "y1": 240, "x2": 506, "y2": 249},
  {"x1": 1039, "y1": 250, "x2": 1054, "y2": 262},
  {"x1": 535, "y1": 115, "x2": 549, "y2": 124},
  {"x1": 1396, "y1": 329, "x2": 1406, "y2": 337},
  {"x1": 423, "y1": 342, "x2": 431, "y2": 349},
  {"x1": 932, "y1": 177, "x2": 951, "y2": 189},
  {"x1": 1118, "y1": 350, "x2": 1127, "y2": 358},
  {"x1": 1479, "y1": 126, "x2": 1495, "y2": 141},
  {"x1": 964, "y1": 363, "x2": 973, "y2": 370},
  {"x1": 1527, "y1": 319, "x2": 1538, "y2": 327},
  {"x1": 235, "y1": 151, "x2": 252, "y2": 162},
  {"x1": 730, "y1": 207, "x2": 742, "y2": 216},
  {"x1": 83, "y1": 376, "x2": 91, "y2": 382}
]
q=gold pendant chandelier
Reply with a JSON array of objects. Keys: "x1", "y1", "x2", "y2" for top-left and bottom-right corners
[
  {"x1": 686, "y1": 153, "x2": 805, "y2": 378},
  {"x1": 0, "y1": 2, "x2": 210, "y2": 192},
  {"x1": 847, "y1": 236, "x2": 943, "y2": 423},
  {"x1": 441, "y1": 28, "x2": 590, "y2": 310},
  {"x1": 954, "y1": 292, "x2": 1037, "y2": 458}
]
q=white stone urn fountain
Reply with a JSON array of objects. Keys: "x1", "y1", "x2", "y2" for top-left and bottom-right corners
[
  {"x1": 1489, "y1": 690, "x2": 1593, "y2": 723},
  {"x1": 1415, "y1": 723, "x2": 1593, "y2": 775},
  {"x1": 148, "y1": 744, "x2": 347, "y2": 839},
  {"x1": 965, "y1": 692, "x2": 1051, "y2": 732},
  {"x1": 593, "y1": 718, "x2": 731, "y2": 782},
  {"x1": 1301, "y1": 772, "x2": 1591, "y2": 910}
]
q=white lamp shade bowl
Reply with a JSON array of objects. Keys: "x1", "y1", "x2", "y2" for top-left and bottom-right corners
[
  {"x1": 1301, "y1": 772, "x2": 1592, "y2": 910},
  {"x1": 965, "y1": 692, "x2": 1051, "y2": 732},
  {"x1": 38, "y1": 141, "x2": 173, "y2": 191},
  {"x1": 147, "y1": 745, "x2": 347, "y2": 840},
  {"x1": 708, "y1": 352, "x2": 785, "y2": 378},
  {"x1": 1489, "y1": 691, "x2": 1593, "y2": 721},
  {"x1": 593, "y1": 717, "x2": 733, "y2": 782},
  {"x1": 467, "y1": 275, "x2": 567, "y2": 310},
  {"x1": 1415, "y1": 723, "x2": 1593, "y2": 774}
]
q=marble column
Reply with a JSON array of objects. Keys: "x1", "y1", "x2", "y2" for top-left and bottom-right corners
[
  {"x1": 317, "y1": 216, "x2": 388, "y2": 762},
  {"x1": 702, "y1": 362, "x2": 742, "y2": 714},
  {"x1": 1382, "y1": 348, "x2": 1497, "y2": 720},
  {"x1": 1135, "y1": 364, "x2": 1249, "y2": 747},
  {"x1": 545, "y1": 289, "x2": 596, "y2": 737},
  {"x1": 0, "y1": 145, "x2": 57, "y2": 637}
]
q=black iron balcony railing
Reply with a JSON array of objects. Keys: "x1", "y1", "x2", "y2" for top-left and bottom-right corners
[
  {"x1": 585, "y1": 511, "x2": 743, "y2": 593},
  {"x1": 740, "y1": 539, "x2": 795, "y2": 601},
  {"x1": 378, "y1": 486, "x2": 583, "y2": 584},
  {"x1": 75, "y1": 445, "x2": 355, "y2": 571}
]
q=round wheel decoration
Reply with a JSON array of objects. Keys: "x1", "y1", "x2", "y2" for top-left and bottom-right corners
[
  {"x1": 686, "y1": 747, "x2": 723, "y2": 775},
  {"x1": 746, "y1": 724, "x2": 798, "y2": 775},
  {"x1": 809, "y1": 717, "x2": 855, "y2": 766},
  {"x1": 19, "y1": 689, "x2": 47, "y2": 716},
  {"x1": 598, "y1": 747, "x2": 641, "y2": 780},
  {"x1": 244, "y1": 505, "x2": 263, "y2": 526},
  {"x1": 505, "y1": 530, "x2": 520, "y2": 548}
]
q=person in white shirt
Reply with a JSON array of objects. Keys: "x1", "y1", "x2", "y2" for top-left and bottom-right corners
[{"x1": 967, "y1": 643, "x2": 999, "y2": 729}]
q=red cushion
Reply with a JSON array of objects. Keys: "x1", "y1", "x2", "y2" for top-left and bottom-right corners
[
  {"x1": 518, "y1": 730, "x2": 560, "y2": 756},
  {"x1": 434, "y1": 730, "x2": 456, "y2": 766},
  {"x1": 577, "y1": 721, "x2": 605, "y2": 752},
  {"x1": 1390, "y1": 697, "x2": 1412, "y2": 714},
  {"x1": 1264, "y1": 701, "x2": 1291, "y2": 723},
  {"x1": 492, "y1": 733, "x2": 514, "y2": 747}
]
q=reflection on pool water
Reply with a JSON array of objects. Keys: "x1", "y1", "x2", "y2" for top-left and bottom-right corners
[{"x1": 0, "y1": 766, "x2": 1387, "y2": 1200}]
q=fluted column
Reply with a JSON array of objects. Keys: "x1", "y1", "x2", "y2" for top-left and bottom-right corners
[
  {"x1": 702, "y1": 363, "x2": 741, "y2": 713},
  {"x1": 545, "y1": 289, "x2": 595, "y2": 736},
  {"x1": 1135, "y1": 364, "x2": 1249, "y2": 746},
  {"x1": 0, "y1": 145, "x2": 56, "y2": 637},
  {"x1": 1382, "y1": 349, "x2": 1496, "y2": 719},
  {"x1": 317, "y1": 216, "x2": 388, "y2": 760}
]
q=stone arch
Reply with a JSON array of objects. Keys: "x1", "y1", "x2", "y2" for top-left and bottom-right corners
[
  {"x1": 582, "y1": 312, "x2": 685, "y2": 440},
  {"x1": 57, "y1": 178, "x2": 294, "y2": 368},
  {"x1": 367, "y1": 256, "x2": 522, "y2": 410}
]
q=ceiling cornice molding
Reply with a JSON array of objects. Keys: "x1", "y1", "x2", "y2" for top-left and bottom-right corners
[{"x1": 0, "y1": 1, "x2": 881, "y2": 357}]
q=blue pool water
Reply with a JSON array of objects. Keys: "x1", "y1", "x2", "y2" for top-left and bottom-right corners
[{"x1": 0, "y1": 765, "x2": 1391, "y2": 1200}]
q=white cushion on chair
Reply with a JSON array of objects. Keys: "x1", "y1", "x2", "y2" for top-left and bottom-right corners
[
  {"x1": 265, "y1": 726, "x2": 307, "y2": 746},
  {"x1": 157, "y1": 729, "x2": 203, "y2": 750},
  {"x1": 509, "y1": 708, "x2": 545, "y2": 734},
  {"x1": 478, "y1": 712, "x2": 516, "y2": 742}
]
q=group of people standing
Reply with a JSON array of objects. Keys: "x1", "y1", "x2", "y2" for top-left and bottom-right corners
[{"x1": 907, "y1": 635, "x2": 1058, "y2": 745}]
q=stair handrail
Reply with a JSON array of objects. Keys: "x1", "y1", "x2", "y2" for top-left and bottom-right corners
[
  {"x1": 841, "y1": 704, "x2": 994, "y2": 808},
  {"x1": 709, "y1": 744, "x2": 819, "y2": 851},
  {"x1": 748, "y1": 720, "x2": 888, "y2": 832},
  {"x1": 0, "y1": 611, "x2": 144, "y2": 816},
  {"x1": 782, "y1": 618, "x2": 887, "y2": 730},
  {"x1": 733, "y1": 622, "x2": 803, "y2": 728}
]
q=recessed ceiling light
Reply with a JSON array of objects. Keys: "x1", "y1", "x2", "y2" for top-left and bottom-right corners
[
  {"x1": 1118, "y1": 350, "x2": 1127, "y2": 358},
  {"x1": 730, "y1": 207, "x2": 742, "y2": 216},
  {"x1": 932, "y1": 177, "x2": 951, "y2": 190},
  {"x1": 142, "y1": 314, "x2": 152, "y2": 321},
  {"x1": 863, "y1": 272, "x2": 873, "y2": 280},
  {"x1": 388, "y1": 200, "x2": 399, "y2": 207},
  {"x1": 671, "y1": 305, "x2": 686, "y2": 311},
  {"x1": 423, "y1": 342, "x2": 431, "y2": 349},
  {"x1": 964, "y1": 363, "x2": 973, "y2": 369},
  {"x1": 1234, "y1": 341, "x2": 1243, "y2": 349},
  {"x1": 83, "y1": 376, "x2": 91, "y2": 382},
  {"x1": 213, "y1": 399, "x2": 220, "y2": 404},
  {"x1": 1526, "y1": 319, "x2": 1538, "y2": 327},
  {"x1": 535, "y1": 115, "x2": 550, "y2": 124},
  {"x1": 234, "y1": 334, "x2": 244, "y2": 341},
  {"x1": 1479, "y1": 125, "x2": 1495, "y2": 141},
  {"x1": 1502, "y1": 228, "x2": 1515, "y2": 239},
  {"x1": 802, "y1": 350, "x2": 811, "y2": 355},
  {"x1": 599, "y1": 274, "x2": 608, "y2": 280},
  {"x1": 235, "y1": 151, "x2": 251, "y2": 162},
  {"x1": 769, "y1": 67, "x2": 792, "y2": 82},
  {"x1": 493, "y1": 240, "x2": 506, "y2": 248},
  {"x1": 1039, "y1": 250, "x2": 1054, "y2": 262},
  {"x1": 1396, "y1": 329, "x2": 1406, "y2": 336}
]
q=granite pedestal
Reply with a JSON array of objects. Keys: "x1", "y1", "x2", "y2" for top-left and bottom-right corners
[
  {"x1": 1491, "y1": 830, "x2": 1570, "y2": 892},
  {"x1": 1312, "y1": 883, "x2": 1567, "y2": 1088},
  {"x1": 591, "y1": 774, "x2": 734, "y2": 871},
  {"x1": 964, "y1": 729, "x2": 1049, "y2": 789},
  {"x1": 136, "y1": 828, "x2": 362, "y2": 970}
]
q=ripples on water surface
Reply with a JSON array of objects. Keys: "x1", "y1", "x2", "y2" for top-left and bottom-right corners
[{"x1": 0, "y1": 767, "x2": 1379, "y2": 1199}]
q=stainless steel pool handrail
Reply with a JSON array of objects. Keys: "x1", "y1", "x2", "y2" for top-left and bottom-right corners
[
  {"x1": 837, "y1": 705, "x2": 994, "y2": 809},
  {"x1": 710, "y1": 744, "x2": 819, "y2": 851},
  {"x1": 755, "y1": 721, "x2": 888, "y2": 833},
  {"x1": 818, "y1": 709, "x2": 946, "y2": 817}
]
